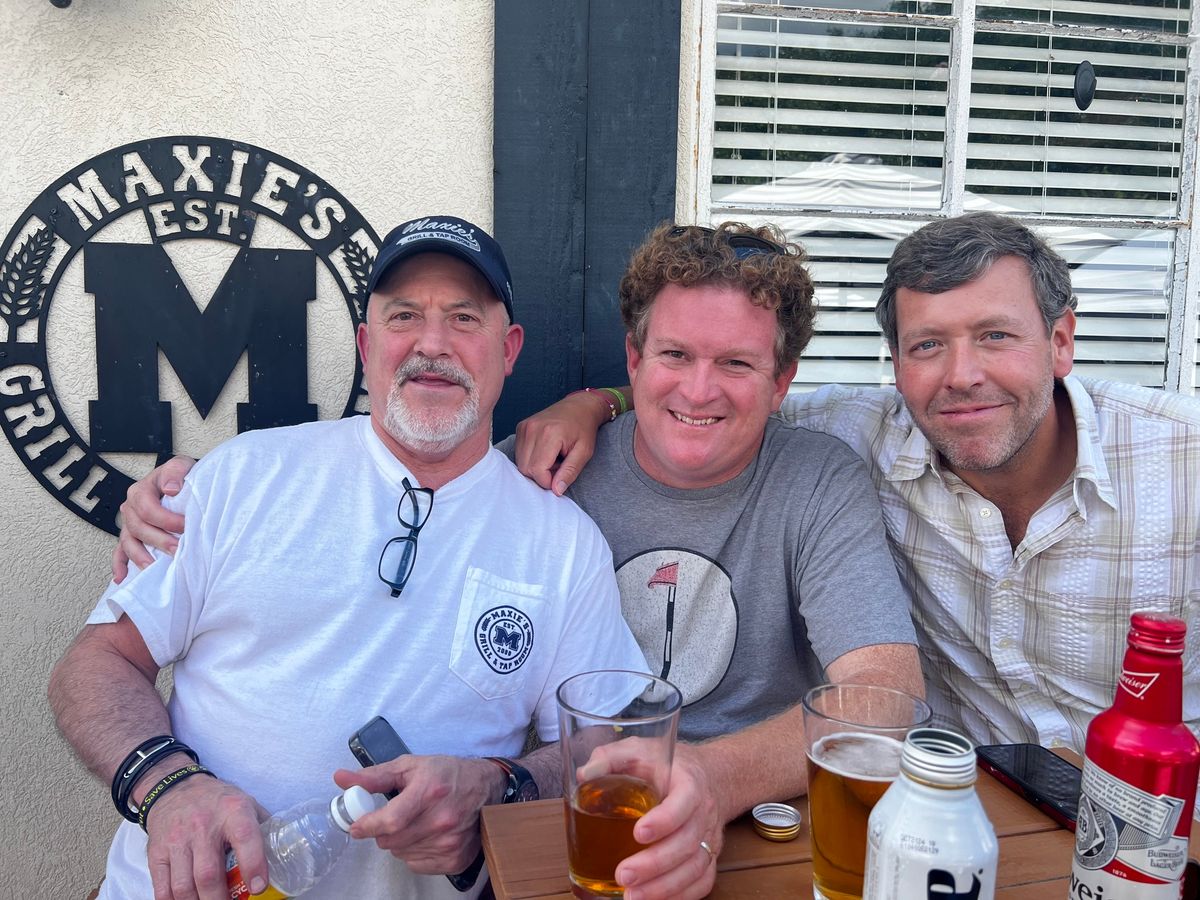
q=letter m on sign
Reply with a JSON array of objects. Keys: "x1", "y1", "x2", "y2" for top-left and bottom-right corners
[{"x1": 86, "y1": 243, "x2": 317, "y2": 453}]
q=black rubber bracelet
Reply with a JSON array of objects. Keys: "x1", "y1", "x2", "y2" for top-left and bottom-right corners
[
  {"x1": 112, "y1": 736, "x2": 175, "y2": 820},
  {"x1": 114, "y1": 738, "x2": 200, "y2": 821},
  {"x1": 138, "y1": 764, "x2": 216, "y2": 831},
  {"x1": 111, "y1": 736, "x2": 199, "y2": 822}
]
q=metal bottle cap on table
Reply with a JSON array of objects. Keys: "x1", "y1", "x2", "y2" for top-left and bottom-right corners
[{"x1": 751, "y1": 802, "x2": 802, "y2": 841}]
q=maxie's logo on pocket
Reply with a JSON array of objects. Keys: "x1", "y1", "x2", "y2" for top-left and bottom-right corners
[{"x1": 475, "y1": 605, "x2": 534, "y2": 674}]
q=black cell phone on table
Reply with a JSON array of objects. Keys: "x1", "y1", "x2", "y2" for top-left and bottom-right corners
[
  {"x1": 348, "y1": 715, "x2": 484, "y2": 893},
  {"x1": 976, "y1": 742, "x2": 1081, "y2": 831}
]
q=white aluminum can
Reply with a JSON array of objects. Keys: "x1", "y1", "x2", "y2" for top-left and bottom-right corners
[{"x1": 864, "y1": 728, "x2": 999, "y2": 900}]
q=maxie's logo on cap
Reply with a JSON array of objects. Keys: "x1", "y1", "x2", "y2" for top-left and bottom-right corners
[{"x1": 397, "y1": 217, "x2": 481, "y2": 253}]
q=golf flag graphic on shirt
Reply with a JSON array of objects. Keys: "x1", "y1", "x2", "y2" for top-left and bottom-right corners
[
  {"x1": 648, "y1": 562, "x2": 679, "y2": 679},
  {"x1": 616, "y1": 550, "x2": 736, "y2": 707}
]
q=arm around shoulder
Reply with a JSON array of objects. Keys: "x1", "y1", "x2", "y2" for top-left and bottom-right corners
[
  {"x1": 112, "y1": 453, "x2": 198, "y2": 582},
  {"x1": 514, "y1": 388, "x2": 629, "y2": 495}
]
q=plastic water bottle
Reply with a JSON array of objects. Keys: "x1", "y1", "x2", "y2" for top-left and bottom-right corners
[{"x1": 225, "y1": 785, "x2": 382, "y2": 898}]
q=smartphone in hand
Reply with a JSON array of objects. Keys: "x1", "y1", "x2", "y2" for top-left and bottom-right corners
[
  {"x1": 347, "y1": 715, "x2": 483, "y2": 892},
  {"x1": 349, "y1": 715, "x2": 410, "y2": 800},
  {"x1": 976, "y1": 742, "x2": 1081, "y2": 831}
]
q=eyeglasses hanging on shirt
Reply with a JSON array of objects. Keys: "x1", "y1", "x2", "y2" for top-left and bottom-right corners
[{"x1": 378, "y1": 477, "x2": 435, "y2": 598}]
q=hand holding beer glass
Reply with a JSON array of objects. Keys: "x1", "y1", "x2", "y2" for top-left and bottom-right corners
[
  {"x1": 557, "y1": 670, "x2": 683, "y2": 898},
  {"x1": 803, "y1": 683, "x2": 931, "y2": 900}
]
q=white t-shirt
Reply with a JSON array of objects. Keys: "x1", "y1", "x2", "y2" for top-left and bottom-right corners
[{"x1": 90, "y1": 415, "x2": 646, "y2": 900}]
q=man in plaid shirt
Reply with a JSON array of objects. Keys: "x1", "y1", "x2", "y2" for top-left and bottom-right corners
[{"x1": 766, "y1": 213, "x2": 1200, "y2": 754}]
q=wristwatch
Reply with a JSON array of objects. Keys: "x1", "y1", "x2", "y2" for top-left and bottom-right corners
[{"x1": 486, "y1": 756, "x2": 539, "y2": 803}]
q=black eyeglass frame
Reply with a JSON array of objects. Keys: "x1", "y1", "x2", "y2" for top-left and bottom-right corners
[{"x1": 378, "y1": 477, "x2": 435, "y2": 598}]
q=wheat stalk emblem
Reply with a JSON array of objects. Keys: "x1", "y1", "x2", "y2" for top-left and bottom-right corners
[
  {"x1": 1, "y1": 226, "x2": 54, "y2": 342},
  {"x1": 340, "y1": 238, "x2": 374, "y2": 321}
]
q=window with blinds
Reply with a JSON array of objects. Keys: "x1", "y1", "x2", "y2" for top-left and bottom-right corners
[{"x1": 694, "y1": 0, "x2": 1197, "y2": 393}]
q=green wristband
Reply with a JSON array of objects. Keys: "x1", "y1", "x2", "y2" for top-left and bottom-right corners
[{"x1": 599, "y1": 386, "x2": 628, "y2": 415}]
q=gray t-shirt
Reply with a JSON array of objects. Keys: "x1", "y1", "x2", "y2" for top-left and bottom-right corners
[{"x1": 500, "y1": 413, "x2": 915, "y2": 742}]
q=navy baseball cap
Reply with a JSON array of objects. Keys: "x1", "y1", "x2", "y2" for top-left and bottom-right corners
[{"x1": 367, "y1": 216, "x2": 515, "y2": 322}]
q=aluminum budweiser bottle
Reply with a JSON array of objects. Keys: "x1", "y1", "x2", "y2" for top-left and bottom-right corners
[
  {"x1": 864, "y1": 728, "x2": 998, "y2": 900},
  {"x1": 1071, "y1": 612, "x2": 1200, "y2": 899}
]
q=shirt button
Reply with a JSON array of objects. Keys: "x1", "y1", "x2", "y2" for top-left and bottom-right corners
[
  {"x1": 980, "y1": 508, "x2": 993, "y2": 518},
  {"x1": 1051, "y1": 738, "x2": 1064, "y2": 749},
  {"x1": 998, "y1": 637, "x2": 1014, "y2": 649}
]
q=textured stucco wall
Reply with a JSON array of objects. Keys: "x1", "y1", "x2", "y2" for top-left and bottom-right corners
[{"x1": 0, "y1": 2, "x2": 493, "y2": 896}]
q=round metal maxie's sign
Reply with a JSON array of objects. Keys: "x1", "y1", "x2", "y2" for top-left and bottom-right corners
[{"x1": 0, "y1": 136, "x2": 380, "y2": 534}]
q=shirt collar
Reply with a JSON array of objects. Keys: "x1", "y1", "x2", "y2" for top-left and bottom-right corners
[
  {"x1": 882, "y1": 401, "x2": 938, "y2": 484},
  {"x1": 1062, "y1": 375, "x2": 1117, "y2": 511},
  {"x1": 882, "y1": 376, "x2": 1117, "y2": 510},
  {"x1": 357, "y1": 412, "x2": 500, "y2": 498}
]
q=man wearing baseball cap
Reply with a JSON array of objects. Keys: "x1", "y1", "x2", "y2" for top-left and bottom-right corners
[
  {"x1": 367, "y1": 216, "x2": 516, "y2": 320},
  {"x1": 49, "y1": 216, "x2": 645, "y2": 900}
]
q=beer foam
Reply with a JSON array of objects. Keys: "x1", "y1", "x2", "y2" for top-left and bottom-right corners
[{"x1": 810, "y1": 732, "x2": 903, "y2": 781}]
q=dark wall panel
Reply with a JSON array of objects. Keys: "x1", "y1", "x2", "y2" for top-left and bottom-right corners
[
  {"x1": 494, "y1": 1, "x2": 680, "y2": 435},
  {"x1": 493, "y1": 1, "x2": 589, "y2": 438},
  {"x1": 582, "y1": 2, "x2": 682, "y2": 389}
]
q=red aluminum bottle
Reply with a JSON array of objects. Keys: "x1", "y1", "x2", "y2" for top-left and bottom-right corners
[{"x1": 1071, "y1": 612, "x2": 1200, "y2": 899}]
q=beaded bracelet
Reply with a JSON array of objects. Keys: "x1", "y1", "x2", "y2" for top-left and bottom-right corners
[
  {"x1": 570, "y1": 387, "x2": 627, "y2": 423},
  {"x1": 137, "y1": 764, "x2": 216, "y2": 831},
  {"x1": 111, "y1": 736, "x2": 199, "y2": 823},
  {"x1": 597, "y1": 387, "x2": 629, "y2": 416}
]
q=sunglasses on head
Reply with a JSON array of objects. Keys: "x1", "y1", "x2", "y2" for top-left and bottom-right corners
[{"x1": 667, "y1": 225, "x2": 786, "y2": 260}]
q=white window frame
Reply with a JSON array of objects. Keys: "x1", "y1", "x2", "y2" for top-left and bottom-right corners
[{"x1": 678, "y1": 0, "x2": 1200, "y2": 393}]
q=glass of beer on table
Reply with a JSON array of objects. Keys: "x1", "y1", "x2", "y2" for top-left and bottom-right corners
[
  {"x1": 557, "y1": 670, "x2": 683, "y2": 898},
  {"x1": 802, "y1": 683, "x2": 931, "y2": 900}
]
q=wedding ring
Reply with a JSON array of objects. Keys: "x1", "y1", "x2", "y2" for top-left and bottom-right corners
[{"x1": 699, "y1": 839, "x2": 715, "y2": 861}]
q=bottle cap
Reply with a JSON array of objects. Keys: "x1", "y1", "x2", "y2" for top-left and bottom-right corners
[
  {"x1": 900, "y1": 728, "x2": 977, "y2": 788},
  {"x1": 1129, "y1": 612, "x2": 1187, "y2": 655},
  {"x1": 330, "y1": 785, "x2": 384, "y2": 831},
  {"x1": 751, "y1": 803, "x2": 802, "y2": 841}
]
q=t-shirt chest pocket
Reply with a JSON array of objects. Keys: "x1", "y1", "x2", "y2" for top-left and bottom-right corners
[{"x1": 450, "y1": 567, "x2": 547, "y2": 700}]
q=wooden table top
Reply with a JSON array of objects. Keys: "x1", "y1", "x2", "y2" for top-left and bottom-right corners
[{"x1": 481, "y1": 750, "x2": 1200, "y2": 899}]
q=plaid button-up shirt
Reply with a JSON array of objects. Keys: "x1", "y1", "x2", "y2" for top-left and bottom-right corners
[{"x1": 780, "y1": 375, "x2": 1200, "y2": 753}]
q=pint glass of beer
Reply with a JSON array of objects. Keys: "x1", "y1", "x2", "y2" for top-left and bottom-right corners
[
  {"x1": 802, "y1": 683, "x2": 931, "y2": 900},
  {"x1": 557, "y1": 670, "x2": 683, "y2": 898}
]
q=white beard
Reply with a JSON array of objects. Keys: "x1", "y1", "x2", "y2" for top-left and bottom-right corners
[{"x1": 381, "y1": 355, "x2": 480, "y2": 454}]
